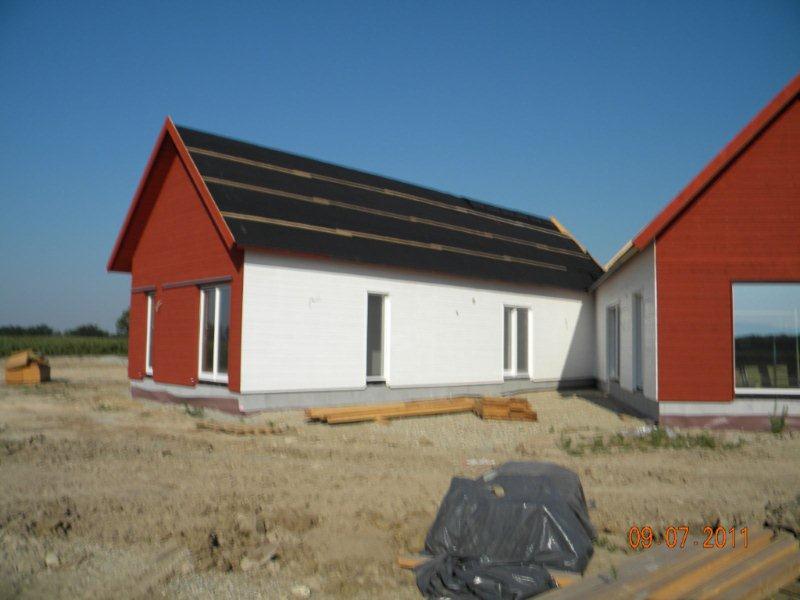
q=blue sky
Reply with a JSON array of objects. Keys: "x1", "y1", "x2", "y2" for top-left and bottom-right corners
[{"x1": 1, "y1": 1, "x2": 798, "y2": 332}]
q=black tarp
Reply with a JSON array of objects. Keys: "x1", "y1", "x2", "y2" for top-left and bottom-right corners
[{"x1": 415, "y1": 462, "x2": 596, "y2": 600}]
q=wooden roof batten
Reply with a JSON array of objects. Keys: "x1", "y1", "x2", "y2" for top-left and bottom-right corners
[
  {"x1": 187, "y1": 145, "x2": 570, "y2": 238},
  {"x1": 204, "y1": 175, "x2": 592, "y2": 260}
]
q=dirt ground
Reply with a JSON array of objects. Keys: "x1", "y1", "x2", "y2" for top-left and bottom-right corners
[{"x1": 1, "y1": 356, "x2": 799, "y2": 599}]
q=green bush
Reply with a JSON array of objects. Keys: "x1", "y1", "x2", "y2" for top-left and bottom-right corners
[{"x1": 0, "y1": 336, "x2": 127, "y2": 358}]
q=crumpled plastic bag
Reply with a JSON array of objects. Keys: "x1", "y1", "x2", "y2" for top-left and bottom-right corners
[{"x1": 415, "y1": 462, "x2": 596, "y2": 599}]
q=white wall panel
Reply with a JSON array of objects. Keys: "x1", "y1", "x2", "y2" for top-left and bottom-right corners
[
  {"x1": 240, "y1": 251, "x2": 595, "y2": 393},
  {"x1": 594, "y1": 245, "x2": 657, "y2": 400}
]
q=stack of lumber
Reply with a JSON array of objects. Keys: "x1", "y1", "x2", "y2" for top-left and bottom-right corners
[
  {"x1": 306, "y1": 397, "x2": 477, "y2": 424},
  {"x1": 4, "y1": 349, "x2": 50, "y2": 385},
  {"x1": 306, "y1": 396, "x2": 537, "y2": 424},
  {"x1": 475, "y1": 396, "x2": 537, "y2": 421},
  {"x1": 538, "y1": 528, "x2": 800, "y2": 600}
]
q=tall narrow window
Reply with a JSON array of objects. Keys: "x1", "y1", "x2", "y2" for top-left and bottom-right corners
[
  {"x1": 503, "y1": 307, "x2": 513, "y2": 372},
  {"x1": 632, "y1": 294, "x2": 643, "y2": 391},
  {"x1": 607, "y1": 305, "x2": 620, "y2": 382},
  {"x1": 503, "y1": 306, "x2": 530, "y2": 378},
  {"x1": 145, "y1": 292, "x2": 155, "y2": 376},
  {"x1": 199, "y1": 284, "x2": 231, "y2": 383},
  {"x1": 733, "y1": 283, "x2": 800, "y2": 393},
  {"x1": 366, "y1": 294, "x2": 385, "y2": 381}
]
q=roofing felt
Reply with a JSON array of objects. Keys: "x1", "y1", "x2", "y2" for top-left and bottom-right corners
[{"x1": 175, "y1": 125, "x2": 604, "y2": 290}]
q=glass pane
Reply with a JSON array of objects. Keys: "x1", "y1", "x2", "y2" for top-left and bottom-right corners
[
  {"x1": 607, "y1": 306, "x2": 619, "y2": 379},
  {"x1": 734, "y1": 284, "x2": 800, "y2": 389},
  {"x1": 503, "y1": 307, "x2": 513, "y2": 371},
  {"x1": 516, "y1": 309, "x2": 528, "y2": 374},
  {"x1": 201, "y1": 288, "x2": 215, "y2": 373},
  {"x1": 217, "y1": 286, "x2": 230, "y2": 375},
  {"x1": 146, "y1": 293, "x2": 155, "y2": 372},
  {"x1": 366, "y1": 294, "x2": 383, "y2": 377},
  {"x1": 633, "y1": 295, "x2": 643, "y2": 390}
]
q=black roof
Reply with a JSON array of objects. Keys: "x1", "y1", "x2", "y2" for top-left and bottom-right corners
[{"x1": 177, "y1": 125, "x2": 603, "y2": 290}]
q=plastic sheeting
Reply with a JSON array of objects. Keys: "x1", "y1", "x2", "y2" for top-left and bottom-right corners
[{"x1": 415, "y1": 462, "x2": 596, "y2": 600}]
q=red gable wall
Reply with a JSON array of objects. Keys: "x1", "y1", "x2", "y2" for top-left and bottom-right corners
[
  {"x1": 656, "y1": 98, "x2": 800, "y2": 401},
  {"x1": 126, "y1": 138, "x2": 243, "y2": 391}
]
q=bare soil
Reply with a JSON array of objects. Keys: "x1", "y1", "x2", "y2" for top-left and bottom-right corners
[{"x1": 1, "y1": 356, "x2": 798, "y2": 599}]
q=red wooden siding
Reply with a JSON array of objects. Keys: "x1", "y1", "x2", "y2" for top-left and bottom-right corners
[
  {"x1": 656, "y1": 98, "x2": 800, "y2": 401},
  {"x1": 126, "y1": 137, "x2": 243, "y2": 391},
  {"x1": 128, "y1": 290, "x2": 148, "y2": 379}
]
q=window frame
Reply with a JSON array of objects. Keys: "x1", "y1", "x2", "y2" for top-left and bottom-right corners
[
  {"x1": 365, "y1": 292, "x2": 389, "y2": 383},
  {"x1": 632, "y1": 292, "x2": 643, "y2": 392},
  {"x1": 606, "y1": 303, "x2": 620, "y2": 383},
  {"x1": 732, "y1": 282, "x2": 800, "y2": 397},
  {"x1": 503, "y1": 306, "x2": 531, "y2": 380},
  {"x1": 145, "y1": 292, "x2": 155, "y2": 376},
  {"x1": 198, "y1": 284, "x2": 230, "y2": 384}
]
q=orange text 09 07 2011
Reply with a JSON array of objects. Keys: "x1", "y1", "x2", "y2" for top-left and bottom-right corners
[{"x1": 627, "y1": 525, "x2": 750, "y2": 550}]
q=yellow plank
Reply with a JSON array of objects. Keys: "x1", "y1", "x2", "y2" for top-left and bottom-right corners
[
  {"x1": 692, "y1": 535, "x2": 800, "y2": 599},
  {"x1": 649, "y1": 529, "x2": 775, "y2": 599}
]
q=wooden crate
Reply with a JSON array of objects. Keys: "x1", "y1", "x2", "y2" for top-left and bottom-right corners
[{"x1": 5, "y1": 363, "x2": 50, "y2": 385}]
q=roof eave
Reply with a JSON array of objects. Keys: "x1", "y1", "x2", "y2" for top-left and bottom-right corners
[
  {"x1": 631, "y1": 72, "x2": 800, "y2": 250},
  {"x1": 589, "y1": 240, "x2": 639, "y2": 292}
]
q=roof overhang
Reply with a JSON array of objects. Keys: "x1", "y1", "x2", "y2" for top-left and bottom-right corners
[
  {"x1": 630, "y1": 72, "x2": 800, "y2": 252},
  {"x1": 597, "y1": 71, "x2": 800, "y2": 288}
]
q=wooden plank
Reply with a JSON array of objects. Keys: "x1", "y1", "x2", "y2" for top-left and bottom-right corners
[
  {"x1": 396, "y1": 555, "x2": 576, "y2": 588},
  {"x1": 397, "y1": 554, "x2": 428, "y2": 569},
  {"x1": 688, "y1": 535, "x2": 799, "y2": 599},
  {"x1": 306, "y1": 397, "x2": 477, "y2": 420},
  {"x1": 724, "y1": 550, "x2": 800, "y2": 600},
  {"x1": 538, "y1": 539, "x2": 712, "y2": 599},
  {"x1": 648, "y1": 529, "x2": 775, "y2": 599},
  {"x1": 539, "y1": 530, "x2": 796, "y2": 600},
  {"x1": 307, "y1": 396, "x2": 538, "y2": 424},
  {"x1": 324, "y1": 401, "x2": 477, "y2": 424}
]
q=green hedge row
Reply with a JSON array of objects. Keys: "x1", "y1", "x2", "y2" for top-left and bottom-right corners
[{"x1": 0, "y1": 336, "x2": 128, "y2": 358}]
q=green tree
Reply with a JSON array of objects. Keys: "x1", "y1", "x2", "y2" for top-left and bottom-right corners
[
  {"x1": 65, "y1": 324, "x2": 109, "y2": 337},
  {"x1": 116, "y1": 309, "x2": 130, "y2": 337}
]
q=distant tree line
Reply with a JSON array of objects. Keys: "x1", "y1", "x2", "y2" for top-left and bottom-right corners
[{"x1": 0, "y1": 309, "x2": 130, "y2": 338}]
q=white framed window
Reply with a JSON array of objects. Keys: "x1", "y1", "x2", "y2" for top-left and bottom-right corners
[
  {"x1": 198, "y1": 284, "x2": 231, "y2": 383},
  {"x1": 733, "y1": 283, "x2": 800, "y2": 395},
  {"x1": 366, "y1": 293, "x2": 388, "y2": 382},
  {"x1": 503, "y1": 306, "x2": 530, "y2": 379},
  {"x1": 607, "y1": 304, "x2": 620, "y2": 382},
  {"x1": 145, "y1": 292, "x2": 155, "y2": 376},
  {"x1": 632, "y1": 293, "x2": 643, "y2": 391}
]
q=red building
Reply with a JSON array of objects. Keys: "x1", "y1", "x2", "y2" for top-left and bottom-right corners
[{"x1": 595, "y1": 73, "x2": 800, "y2": 429}]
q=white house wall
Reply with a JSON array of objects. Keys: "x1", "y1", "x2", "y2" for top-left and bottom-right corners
[
  {"x1": 594, "y1": 244, "x2": 657, "y2": 403},
  {"x1": 240, "y1": 251, "x2": 595, "y2": 394}
]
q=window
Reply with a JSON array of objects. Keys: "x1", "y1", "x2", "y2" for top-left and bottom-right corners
[
  {"x1": 145, "y1": 292, "x2": 155, "y2": 376},
  {"x1": 503, "y1": 306, "x2": 530, "y2": 378},
  {"x1": 733, "y1": 283, "x2": 800, "y2": 394},
  {"x1": 607, "y1": 305, "x2": 620, "y2": 382},
  {"x1": 366, "y1": 293, "x2": 386, "y2": 381},
  {"x1": 632, "y1": 294, "x2": 643, "y2": 391},
  {"x1": 199, "y1": 284, "x2": 230, "y2": 383}
]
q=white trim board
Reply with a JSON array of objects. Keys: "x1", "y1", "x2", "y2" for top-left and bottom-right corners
[{"x1": 659, "y1": 399, "x2": 800, "y2": 416}]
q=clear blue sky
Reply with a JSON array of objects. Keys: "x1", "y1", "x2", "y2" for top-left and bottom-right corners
[{"x1": 1, "y1": 1, "x2": 798, "y2": 332}]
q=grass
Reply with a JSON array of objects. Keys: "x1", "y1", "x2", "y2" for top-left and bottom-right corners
[
  {"x1": 558, "y1": 427, "x2": 744, "y2": 456},
  {"x1": 0, "y1": 336, "x2": 127, "y2": 358},
  {"x1": 184, "y1": 404, "x2": 205, "y2": 418},
  {"x1": 770, "y1": 403, "x2": 789, "y2": 435}
]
